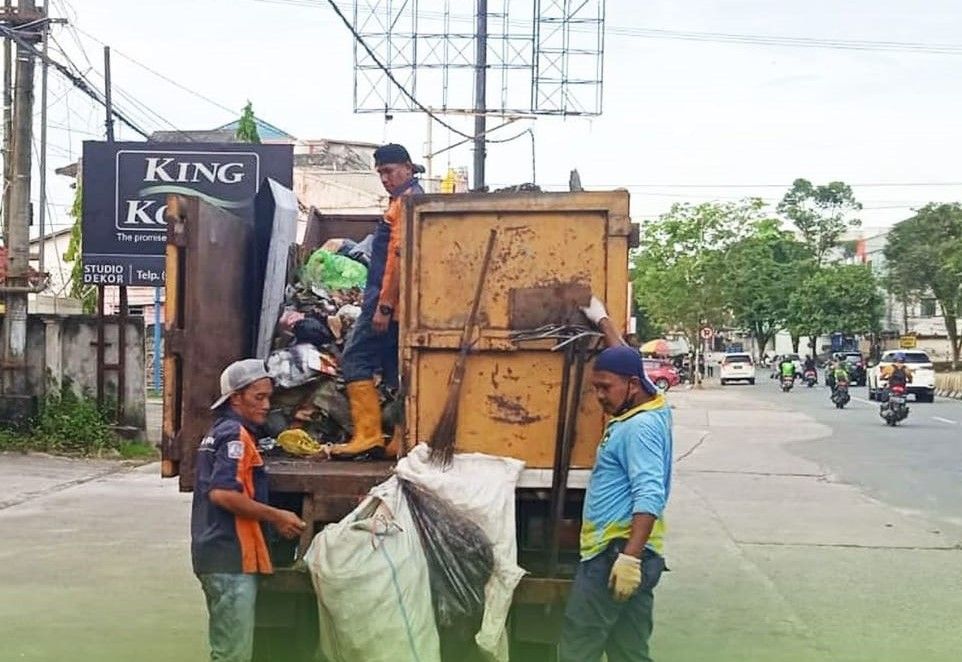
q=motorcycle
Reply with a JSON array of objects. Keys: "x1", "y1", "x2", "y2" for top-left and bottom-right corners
[
  {"x1": 831, "y1": 379, "x2": 850, "y2": 409},
  {"x1": 880, "y1": 383, "x2": 910, "y2": 426},
  {"x1": 803, "y1": 369, "x2": 817, "y2": 388},
  {"x1": 781, "y1": 374, "x2": 795, "y2": 392}
]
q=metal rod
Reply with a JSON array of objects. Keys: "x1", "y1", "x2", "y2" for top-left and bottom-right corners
[
  {"x1": 103, "y1": 46, "x2": 113, "y2": 141},
  {"x1": 103, "y1": 43, "x2": 125, "y2": 422},
  {"x1": 37, "y1": 0, "x2": 47, "y2": 274},
  {"x1": 2, "y1": 0, "x2": 12, "y2": 247},
  {"x1": 153, "y1": 286, "x2": 161, "y2": 392},
  {"x1": 529, "y1": 128, "x2": 536, "y2": 184},
  {"x1": 117, "y1": 284, "x2": 127, "y2": 422},
  {"x1": 429, "y1": 117, "x2": 518, "y2": 159},
  {"x1": 424, "y1": 111, "x2": 432, "y2": 182},
  {"x1": 546, "y1": 342, "x2": 574, "y2": 577},
  {"x1": 472, "y1": 0, "x2": 487, "y2": 190},
  {"x1": 96, "y1": 284, "x2": 105, "y2": 406}
]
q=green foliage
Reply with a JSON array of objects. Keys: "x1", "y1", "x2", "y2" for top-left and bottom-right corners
[
  {"x1": 29, "y1": 380, "x2": 118, "y2": 454},
  {"x1": 787, "y1": 264, "x2": 883, "y2": 347},
  {"x1": 777, "y1": 178, "x2": 862, "y2": 265},
  {"x1": 632, "y1": 304, "x2": 664, "y2": 342},
  {"x1": 885, "y1": 203, "x2": 962, "y2": 366},
  {"x1": 0, "y1": 380, "x2": 155, "y2": 459},
  {"x1": 235, "y1": 101, "x2": 261, "y2": 144},
  {"x1": 723, "y1": 220, "x2": 813, "y2": 355},
  {"x1": 632, "y1": 199, "x2": 766, "y2": 343},
  {"x1": 62, "y1": 182, "x2": 98, "y2": 314}
]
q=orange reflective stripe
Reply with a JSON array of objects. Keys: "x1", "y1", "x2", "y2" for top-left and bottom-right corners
[
  {"x1": 234, "y1": 427, "x2": 273, "y2": 574},
  {"x1": 378, "y1": 195, "x2": 407, "y2": 310}
]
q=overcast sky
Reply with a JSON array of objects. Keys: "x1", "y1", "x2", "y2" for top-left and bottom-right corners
[{"x1": 33, "y1": 0, "x2": 962, "y2": 240}]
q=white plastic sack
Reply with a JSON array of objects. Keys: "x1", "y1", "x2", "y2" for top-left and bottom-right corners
[
  {"x1": 303, "y1": 477, "x2": 441, "y2": 662},
  {"x1": 396, "y1": 444, "x2": 526, "y2": 662}
]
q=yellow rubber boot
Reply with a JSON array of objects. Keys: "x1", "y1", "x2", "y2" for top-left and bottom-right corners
[{"x1": 330, "y1": 380, "x2": 384, "y2": 458}]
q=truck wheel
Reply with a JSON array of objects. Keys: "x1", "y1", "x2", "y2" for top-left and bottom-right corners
[{"x1": 918, "y1": 391, "x2": 935, "y2": 403}]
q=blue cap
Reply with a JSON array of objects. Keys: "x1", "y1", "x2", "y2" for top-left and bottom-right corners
[{"x1": 594, "y1": 346, "x2": 659, "y2": 395}]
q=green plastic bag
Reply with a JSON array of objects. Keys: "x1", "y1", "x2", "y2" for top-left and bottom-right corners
[{"x1": 301, "y1": 249, "x2": 368, "y2": 292}]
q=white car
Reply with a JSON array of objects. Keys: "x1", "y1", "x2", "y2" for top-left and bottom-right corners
[
  {"x1": 720, "y1": 352, "x2": 756, "y2": 385},
  {"x1": 867, "y1": 350, "x2": 936, "y2": 403}
]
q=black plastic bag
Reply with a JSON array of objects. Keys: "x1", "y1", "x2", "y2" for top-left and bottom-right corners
[{"x1": 400, "y1": 480, "x2": 495, "y2": 633}]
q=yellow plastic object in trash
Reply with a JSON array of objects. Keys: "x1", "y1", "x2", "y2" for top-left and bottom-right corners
[{"x1": 277, "y1": 429, "x2": 325, "y2": 457}]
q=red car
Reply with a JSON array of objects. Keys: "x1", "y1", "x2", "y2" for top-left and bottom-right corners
[{"x1": 643, "y1": 359, "x2": 681, "y2": 391}]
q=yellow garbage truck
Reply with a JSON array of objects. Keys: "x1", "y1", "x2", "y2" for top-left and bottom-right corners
[{"x1": 161, "y1": 189, "x2": 636, "y2": 660}]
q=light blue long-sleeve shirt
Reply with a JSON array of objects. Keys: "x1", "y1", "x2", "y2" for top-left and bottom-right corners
[{"x1": 580, "y1": 393, "x2": 673, "y2": 560}]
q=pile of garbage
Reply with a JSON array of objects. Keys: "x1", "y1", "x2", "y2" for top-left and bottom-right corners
[{"x1": 261, "y1": 242, "x2": 396, "y2": 458}]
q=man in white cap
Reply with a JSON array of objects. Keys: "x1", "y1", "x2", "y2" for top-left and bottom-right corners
[{"x1": 191, "y1": 359, "x2": 306, "y2": 662}]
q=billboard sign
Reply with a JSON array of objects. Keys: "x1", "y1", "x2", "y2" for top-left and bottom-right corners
[{"x1": 81, "y1": 141, "x2": 293, "y2": 287}]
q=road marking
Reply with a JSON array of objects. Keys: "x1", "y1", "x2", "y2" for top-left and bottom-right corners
[
  {"x1": 932, "y1": 416, "x2": 958, "y2": 425},
  {"x1": 852, "y1": 396, "x2": 874, "y2": 406}
]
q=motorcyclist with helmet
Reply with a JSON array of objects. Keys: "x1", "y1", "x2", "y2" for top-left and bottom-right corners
[{"x1": 882, "y1": 353, "x2": 913, "y2": 393}]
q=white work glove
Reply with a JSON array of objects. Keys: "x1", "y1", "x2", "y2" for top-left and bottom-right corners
[
  {"x1": 608, "y1": 553, "x2": 643, "y2": 601},
  {"x1": 580, "y1": 296, "x2": 609, "y2": 325}
]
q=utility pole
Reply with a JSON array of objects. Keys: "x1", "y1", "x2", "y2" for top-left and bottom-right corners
[
  {"x1": 1, "y1": 0, "x2": 38, "y2": 411},
  {"x1": 37, "y1": 0, "x2": 46, "y2": 274},
  {"x1": 2, "y1": 0, "x2": 12, "y2": 247},
  {"x1": 472, "y1": 0, "x2": 487, "y2": 191}
]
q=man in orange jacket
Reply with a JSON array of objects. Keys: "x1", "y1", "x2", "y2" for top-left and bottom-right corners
[{"x1": 332, "y1": 144, "x2": 424, "y2": 458}]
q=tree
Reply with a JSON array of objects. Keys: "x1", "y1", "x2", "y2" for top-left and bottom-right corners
[
  {"x1": 62, "y1": 182, "x2": 97, "y2": 313},
  {"x1": 632, "y1": 302, "x2": 664, "y2": 342},
  {"x1": 722, "y1": 219, "x2": 812, "y2": 358},
  {"x1": 787, "y1": 264, "x2": 883, "y2": 357},
  {"x1": 777, "y1": 178, "x2": 862, "y2": 265},
  {"x1": 235, "y1": 101, "x2": 261, "y2": 143},
  {"x1": 884, "y1": 203, "x2": 962, "y2": 367},
  {"x1": 632, "y1": 200, "x2": 765, "y2": 350}
]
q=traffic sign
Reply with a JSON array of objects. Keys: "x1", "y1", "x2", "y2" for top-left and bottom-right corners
[
  {"x1": 700, "y1": 326, "x2": 714, "y2": 339},
  {"x1": 899, "y1": 335, "x2": 917, "y2": 349}
]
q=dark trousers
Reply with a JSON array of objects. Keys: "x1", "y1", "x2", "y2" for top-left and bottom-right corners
[
  {"x1": 558, "y1": 542, "x2": 666, "y2": 662},
  {"x1": 340, "y1": 306, "x2": 399, "y2": 387},
  {"x1": 340, "y1": 219, "x2": 399, "y2": 387}
]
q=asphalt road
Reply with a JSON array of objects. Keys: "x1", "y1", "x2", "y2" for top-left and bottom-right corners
[{"x1": 727, "y1": 370, "x2": 962, "y2": 528}]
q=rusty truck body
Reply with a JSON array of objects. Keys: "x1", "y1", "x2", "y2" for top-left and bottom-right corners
[{"x1": 161, "y1": 190, "x2": 635, "y2": 660}]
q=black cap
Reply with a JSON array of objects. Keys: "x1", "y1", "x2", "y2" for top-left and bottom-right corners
[{"x1": 374, "y1": 143, "x2": 426, "y2": 173}]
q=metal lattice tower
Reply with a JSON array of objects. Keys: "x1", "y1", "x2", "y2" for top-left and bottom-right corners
[
  {"x1": 351, "y1": 0, "x2": 605, "y2": 117},
  {"x1": 533, "y1": 0, "x2": 605, "y2": 115}
]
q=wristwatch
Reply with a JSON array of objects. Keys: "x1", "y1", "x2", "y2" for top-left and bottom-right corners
[{"x1": 378, "y1": 304, "x2": 394, "y2": 316}]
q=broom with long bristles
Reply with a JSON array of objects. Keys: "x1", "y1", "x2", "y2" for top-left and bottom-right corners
[{"x1": 428, "y1": 229, "x2": 498, "y2": 466}]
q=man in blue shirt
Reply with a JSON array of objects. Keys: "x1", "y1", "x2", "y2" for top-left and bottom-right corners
[
  {"x1": 192, "y1": 359, "x2": 306, "y2": 662},
  {"x1": 558, "y1": 297, "x2": 673, "y2": 662}
]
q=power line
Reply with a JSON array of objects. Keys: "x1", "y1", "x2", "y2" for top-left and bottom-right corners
[
  {"x1": 322, "y1": 0, "x2": 476, "y2": 140},
  {"x1": 48, "y1": 32, "x2": 201, "y2": 141},
  {"x1": 243, "y1": 0, "x2": 962, "y2": 56},
  {"x1": 68, "y1": 24, "x2": 239, "y2": 117},
  {"x1": 0, "y1": 24, "x2": 151, "y2": 138},
  {"x1": 608, "y1": 26, "x2": 962, "y2": 55}
]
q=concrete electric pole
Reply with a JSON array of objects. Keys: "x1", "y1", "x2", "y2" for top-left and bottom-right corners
[{"x1": 1, "y1": 0, "x2": 38, "y2": 419}]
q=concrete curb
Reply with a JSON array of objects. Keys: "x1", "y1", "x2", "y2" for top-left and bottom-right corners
[{"x1": 934, "y1": 373, "x2": 962, "y2": 400}]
